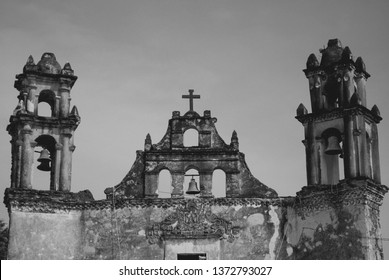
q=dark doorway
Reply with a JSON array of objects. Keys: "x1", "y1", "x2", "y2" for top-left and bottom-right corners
[{"x1": 177, "y1": 253, "x2": 206, "y2": 260}]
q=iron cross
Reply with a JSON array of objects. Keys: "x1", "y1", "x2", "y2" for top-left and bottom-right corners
[{"x1": 182, "y1": 89, "x2": 200, "y2": 111}]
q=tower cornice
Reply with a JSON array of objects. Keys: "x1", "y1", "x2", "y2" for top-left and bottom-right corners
[{"x1": 295, "y1": 105, "x2": 382, "y2": 125}]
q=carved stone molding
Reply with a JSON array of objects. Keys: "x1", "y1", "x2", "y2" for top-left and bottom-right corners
[{"x1": 146, "y1": 200, "x2": 238, "y2": 244}]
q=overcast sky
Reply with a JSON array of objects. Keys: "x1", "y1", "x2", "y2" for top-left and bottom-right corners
[{"x1": 0, "y1": 0, "x2": 388, "y2": 258}]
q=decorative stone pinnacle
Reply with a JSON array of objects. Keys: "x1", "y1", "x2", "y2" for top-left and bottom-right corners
[
  {"x1": 306, "y1": 53, "x2": 319, "y2": 70},
  {"x1": 26, "y1": 55, "x2": 35, "y2": 65},
  {"x1": 70, "y1": 105, "x2": 79, "y2": 117},
  {"x1": 145, "y1": 133, "x2": 151, "y2": 144},
  {"x1": 144, "y1": 133, "x2": 152, "y2": 151},
  {"x1": 182, "y1": 89, "x2": 200, "y2": 111},
  {"x1": 297, "y1": 103, "x2": 308, "y2": 116},
  {"x1": 232, "y1": 130, "x2": 238, "y2": 140},
  {"x1": 62, "y1": 62, "x2": 74, "y2": 76},
  {"x1": 371, "y1": 105, "x2": 380, "y2": 117}
]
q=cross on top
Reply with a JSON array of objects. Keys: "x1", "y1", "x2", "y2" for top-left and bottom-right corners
[{"x1": 182, "y1": 89, "x2": 200, "y2": 111}]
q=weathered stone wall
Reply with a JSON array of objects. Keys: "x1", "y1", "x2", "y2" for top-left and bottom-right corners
[
  {"x1": 7, "y1": 210, "x2": 82, "y2": 259},
  {"x1": 284, "y1": 181, "x2": 387, "y2": 260},
  {"x1": 82, "y1": 199, "x2": 286, "y2": 260},
  {"x1": 4, "y1": 181, "x2": 387, "y2": 260}
]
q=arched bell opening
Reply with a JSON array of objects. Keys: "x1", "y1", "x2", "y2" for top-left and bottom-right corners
[
  {"x1": 184, "y1": 168, "x2": 200, "y2": 198},
  {"x1": 33, "y1": 135, "x2": 57, "y2": 190},
  {"x1": 157, "y1": 169, "x2": 172, "y2": 198},
  {"x1": 212, "y1": 169, "x2": 226, "y2": 198},
  {"x1": 183, "y1": 128, "x2": 199, "y2": 147},
  {"x1": 321, "y1": 128, "x2": 343, "y2": 185},
  {"x1": 37, "y1": 90, "x2": 56, "y2": 117}
]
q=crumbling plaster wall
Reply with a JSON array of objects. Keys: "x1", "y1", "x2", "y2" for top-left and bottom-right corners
[
  {"x1": 81, "y1": 200, "x2": 286, "y2": 260},
  {"x1": 6, "y1": 188, "x2": 384, "y2": 260},
  {"x1": 7, "y1": 210, "x2": 82, "y2": 259},
  {"x1": 284, "y1": 204, "x2": 377, "y2": 259}
]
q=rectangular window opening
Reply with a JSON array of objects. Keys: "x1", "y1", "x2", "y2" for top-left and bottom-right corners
[{"x1": 177, "y1": 253, "x2": 207, "y2": 260}]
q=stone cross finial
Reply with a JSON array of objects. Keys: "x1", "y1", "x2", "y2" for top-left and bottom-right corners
[{"x1": 182, "y1": 89, "x2": 200, "y2": 111}]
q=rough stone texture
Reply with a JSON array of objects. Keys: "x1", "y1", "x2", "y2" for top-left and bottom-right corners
[
  {"x1": 8, "y1": 211, "x2": 82, "y2": 259},
  {"x1": 4, "y1": 189, "x2": 291, "y2": 260},
  {"x1": 284, "y1": 180, "x2": 388, "y2": 259},
  {"x1": 3, "y1": 180, "x2": 387, "y2": 260}
]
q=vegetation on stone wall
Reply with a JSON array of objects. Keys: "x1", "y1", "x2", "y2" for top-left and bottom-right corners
[
  {"x1": 0, "y1": 220, "x2": 9, "y2": 260},
  {"x1": 295, "y1": 210, "x2": 364, "y2": 259}
]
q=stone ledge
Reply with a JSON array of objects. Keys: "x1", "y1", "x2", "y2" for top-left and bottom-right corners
[{"x1": 4, "y1": 188, "x2": 295, "y2": 213}]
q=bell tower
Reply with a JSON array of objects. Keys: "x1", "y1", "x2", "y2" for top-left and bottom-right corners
[
  {"x1": 293, "y1": 39, "x2": 388, "y2": 259},
  {"x1": 7, "y1": 52, "x2": 80, "y2": 191},
  {"x1": 296, "y1": 39, "x2": 381, "y2": 185}
]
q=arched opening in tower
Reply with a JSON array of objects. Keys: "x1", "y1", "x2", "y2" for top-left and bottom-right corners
[
  {"x1": 37, "y1": 102, "x2": 52, "y2": 117},
  {"x1": 33, "y1": 135, "x2": 56, "y2": 190},
  {"x1": 157, "y1": 169, "x2": 172, "y2": 198},
  {"x1": 38, "y1": 90, "x2": 55, "y2": 117}
]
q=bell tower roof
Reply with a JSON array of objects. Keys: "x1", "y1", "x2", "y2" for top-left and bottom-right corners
[{"x1": 36, "y1": 53, "x2": 62, "y2": 74}]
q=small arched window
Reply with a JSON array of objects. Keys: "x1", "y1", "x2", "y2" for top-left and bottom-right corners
[
  {"x1": 38, "y1": 90, "x2": 56, "y2": 117},
  {"x1": 183, "y1": 129, "x2": 199, "y2": 147}
]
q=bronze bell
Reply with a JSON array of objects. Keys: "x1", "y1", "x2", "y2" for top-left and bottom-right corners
[
  {"x1": 186, "y1": 177, "x2": 200, "y2": 195},
  {"x1": 37, "y1": 149, "x2": 51, "y2": 171},
  {"x1": 325, "y1": 135, "x2": 342, "y2": 155}
]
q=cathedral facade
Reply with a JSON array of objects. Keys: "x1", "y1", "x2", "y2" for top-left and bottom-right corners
[{"x1": 4, "y1": 39, "x2": 388, "y2": 259}]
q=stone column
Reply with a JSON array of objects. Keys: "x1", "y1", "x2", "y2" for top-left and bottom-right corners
[
  {"x1": 59, "y1": 133, "x2": 72, "y2": 191},
  {"x1": 145, "y1": 173, "x2": 159, "y2": 198},
  {"x1": 53, "y1": 143, "x2": 62, "y2": 191},
  {"x1": 26, "y1": 83, "x2": 37, "y2": 114},
  {"x1": 305, "y1": 123, "x2": 320, "y2": 185},
  {"x1": 344, "y1": 115, "x2": 358, "y2": 179},
  {"x1": 343, "y1": 69, "x2": 355, "y2": 105},
  {"x1": 356, "y1": 115, "x2": 369, "y2": 178},
  {"x1": 171, "y1": 172, "x2": 184, "y2": 198},
  {"x1": 309, "y1": 75, "x2": 324, "y2": 113},
  {"x1": 355, "y1": 75, "x2": 367, "y2": 107},
  {"x1": 370, "y1": 123, "x2": 381, "y2": 183},
  {"x1": 59, "y1": 78, "x2": 71, "y2": 118},
  {"x1": 20, "y1": 125, "x2": 34, "y2": 189},
  {"x1": 10, "y1": 139, "x2": 22, "y2": 189},
  {"x1": 54, "y1": 96, "x2": 61, "y2": 118},
  {"x1": 226, "y1": 173, "x2": 239, "y2": 198},
  {"x1": 200, "y1": 171, "x2": 213, "y2": 198}
]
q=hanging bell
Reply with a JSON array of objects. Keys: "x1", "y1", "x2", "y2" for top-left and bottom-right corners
[
  {"x1": 37, "y1": 149, "x2": 51, "y2": 171},
  {"x1": 186, "y1": 178, "x2": 200, "y2": 195},
  {"x1": 325, "y1": 135, "x2": 342, "y2": 155}
]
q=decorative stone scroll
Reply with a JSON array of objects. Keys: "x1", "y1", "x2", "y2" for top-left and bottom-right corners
[{"x1": 146, "y1": 200, "x2": 238, "y2": 244}]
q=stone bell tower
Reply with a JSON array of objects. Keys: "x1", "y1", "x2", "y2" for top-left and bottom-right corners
[
  {"x1": 294, "y1": 39, "x2": 387, "y2": 259},
  {"x1": 7, "y1": 52, "x2": 80, "y2": 191},
  {"x1": 297, "y1": 39, "x2": 381, "y2": 185}
]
